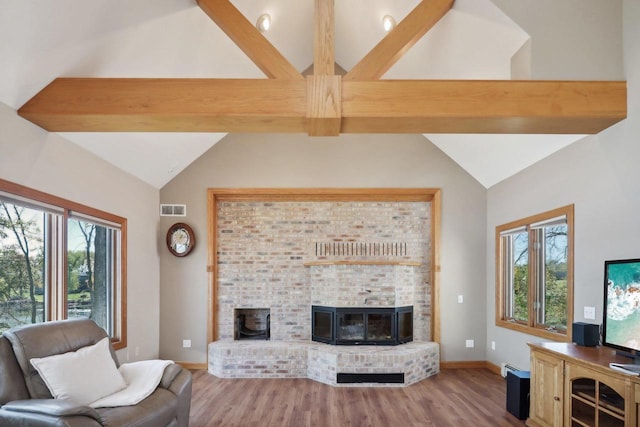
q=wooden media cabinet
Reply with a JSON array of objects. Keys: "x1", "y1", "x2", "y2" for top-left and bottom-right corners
[{"x1": 528, "y1": 342, "x2": 640, "y2": 427}]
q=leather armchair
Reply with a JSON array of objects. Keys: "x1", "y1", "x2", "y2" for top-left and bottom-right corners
[{"x1": 0, "y1": 319, "x2": 192, "y2": 427}]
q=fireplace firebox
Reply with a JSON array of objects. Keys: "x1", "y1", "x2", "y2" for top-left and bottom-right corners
[
  {"x1": 235, "y1": 308, "x2": 270, "y2": 340},
  {"x1": 312, "y1": 305, "x2": 413, "y2": 345}
]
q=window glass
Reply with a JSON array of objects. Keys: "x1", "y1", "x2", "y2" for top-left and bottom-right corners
[
  {"x1": 0, "y1": 202, "x2": 48, "y2": 332},
  {"x1": 67, "y1": 219, "x2": 119, "y2": 336},
  {"x1": 504, "y1": 230, "x2": 529, "y2": 323},
  {"x1": 539, "y1": 223, "x2": 568, "y2": 331}
]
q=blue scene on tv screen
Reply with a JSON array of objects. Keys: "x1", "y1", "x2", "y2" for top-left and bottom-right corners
[{"x1": 605, "y1": 259, "x2": 640, "y2": 353}]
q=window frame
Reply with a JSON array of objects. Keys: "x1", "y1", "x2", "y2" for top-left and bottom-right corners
[
  {"x1": 0, "y1": 179, "x2": 127, "y2": 349},
  {"x1": 495, "y1": 204, "x2": 574, "y2": 341}
]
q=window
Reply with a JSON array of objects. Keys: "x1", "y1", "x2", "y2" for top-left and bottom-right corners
[
  {"x1": 496, "y1": 205, "x2": 574, "y2": 340},
  {"x1": 0, "y1": 180, "x2": 126, "y2": 349}
]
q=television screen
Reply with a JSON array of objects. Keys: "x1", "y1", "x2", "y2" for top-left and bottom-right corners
[{"x1": 603, "y1": 258, "x2": 640, "y2": 355}]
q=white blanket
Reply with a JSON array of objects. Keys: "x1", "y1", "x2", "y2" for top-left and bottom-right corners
[{"x1": 90, "y1": 359, "x2": 174, "y2": 408}]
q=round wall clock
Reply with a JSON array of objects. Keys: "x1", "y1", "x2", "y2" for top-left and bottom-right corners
[{"x1": 166, "y1": 223, "x2": 195, "y2": 257}]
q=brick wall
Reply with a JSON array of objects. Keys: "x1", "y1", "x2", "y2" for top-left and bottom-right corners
[
  {"x1": 217, "y1": 201, "x2": 431, "y2": 341},
  {"x1": 309, "y1": 264, "x2": 418, "y2": 307}
]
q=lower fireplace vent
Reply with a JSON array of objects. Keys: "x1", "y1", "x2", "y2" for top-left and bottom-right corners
[{"x1": 337, "y1": 373, "x2": 405, "y2": 384}]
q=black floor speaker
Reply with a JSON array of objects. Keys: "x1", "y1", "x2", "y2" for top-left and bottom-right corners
[{"x1": 506, "y1": 370, "x2": 530, "y2": 420}]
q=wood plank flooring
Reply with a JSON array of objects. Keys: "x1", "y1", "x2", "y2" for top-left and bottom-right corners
[{"x1": 189, "y1": 368, "x2": 527, "y2": 427}]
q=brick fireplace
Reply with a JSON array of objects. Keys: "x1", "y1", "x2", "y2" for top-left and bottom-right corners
[{"x1": 209, "y1": 192, "x2": 439, "y2": 386}]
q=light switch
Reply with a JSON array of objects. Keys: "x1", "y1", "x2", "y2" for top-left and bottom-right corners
[{"x1": 584, "y1": 306, "x2": 596, "y2": 320}]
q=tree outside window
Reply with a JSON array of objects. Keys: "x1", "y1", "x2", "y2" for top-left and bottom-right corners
[{"x1": 0, "y1": 203, "x2": 46, "y2": 330}]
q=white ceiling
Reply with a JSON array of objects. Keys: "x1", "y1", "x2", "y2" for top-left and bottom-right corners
[{"x1": 0, "y1": 0, "x2": 585, "y2": 189}]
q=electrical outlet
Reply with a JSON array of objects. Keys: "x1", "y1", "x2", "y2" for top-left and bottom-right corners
[
  {"x1": 465, "y1": 339, "x2": 474, "y2": 348},
  {"x1": 584, "y1": 306, "x2": 596, "y2": 320},
  {"x1": 182, "y1": 339, "x2": 191, "y2": 348},
  {"x1": 491, "y1": 341, "x2": 496, "y2": 350},
  {"x1": 457, "y1": 295, "x2": 464, "y2": 303}
]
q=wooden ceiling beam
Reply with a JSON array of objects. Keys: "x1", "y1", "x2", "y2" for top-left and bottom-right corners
[
  {"x1": 17, "y1": 78, "x2": 626, "y2": 135},
  {"x1": 18, "y1": 78, "x2": 307, "y2": 133},
  {"x1": 197, "y1": 0, "x2": 303, "y2": 81},
  {"x1": 341, "y1": 80, "x2": 627, "y2": 134},
  {"x1": 313, "y1": 0, "x2": 335, "y2": 75},
  {"x1": 344, "y1": 0, "x2": 454, "y2": 81},
  {"x1": 307, "y1": 0, "x2": 341, "y2": 136},
  {"x1": 306, "y1": 75, "x2": 341, "y2": 136}
]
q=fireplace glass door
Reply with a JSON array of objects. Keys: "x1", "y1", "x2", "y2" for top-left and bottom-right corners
[
  {"x1": 337, "y1": 312, "x2": 365, "y2": 342},
  {"x1": 397, "y1": 308, "x2": 413, "y2": 344},
  {"x1": 367, "y1": 312, "x2": 393, "y2": 342},
  {"x1": 312, "y1": 308, "x2": 333, "y2": 343}
]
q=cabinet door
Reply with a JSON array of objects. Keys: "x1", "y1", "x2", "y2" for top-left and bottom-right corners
[
  {"x1": 530, "y1": 350, "x2": 564, "y2": 427},
  {"x1": 565, "y1": 363, "x2": 628, "y2": 427}
]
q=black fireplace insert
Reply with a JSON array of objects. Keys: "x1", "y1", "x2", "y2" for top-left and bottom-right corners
[{"x1": 312, "y1": 305, "x2": 413, "y2": 345}]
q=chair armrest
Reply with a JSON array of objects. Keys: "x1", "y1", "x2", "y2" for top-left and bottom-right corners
[
  {"x1": 161, "y1": 367, "x2": 192, "y2": 427},
  {"x1": 159, "y1": 363, "x2": 183, "y2": 389},
  {"x1": 0, "y1": 399, "x2": 103, "y2": 426}
]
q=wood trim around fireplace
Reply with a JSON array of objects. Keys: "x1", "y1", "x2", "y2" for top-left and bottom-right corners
[{"x1": 206, "y1": 188, "x2": 441, "y2": 346}]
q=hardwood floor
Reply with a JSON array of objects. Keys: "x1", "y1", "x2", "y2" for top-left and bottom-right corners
[{"x1": 189, "y1": 368, "x2": 527, "y2": 427}]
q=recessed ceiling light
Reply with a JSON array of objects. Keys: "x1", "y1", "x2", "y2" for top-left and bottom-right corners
[
  {"x1": 382, "y1": 15, "x2": 396, "y2": 32},
  {"x1": 256, "y1": 14, "x2": 271, "y2": 32}
]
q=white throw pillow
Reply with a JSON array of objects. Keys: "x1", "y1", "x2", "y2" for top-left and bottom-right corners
[{"x1": 30, "y1": 337, "x2": 127, "y2": 405}]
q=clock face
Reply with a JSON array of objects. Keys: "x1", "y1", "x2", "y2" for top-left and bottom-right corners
[
  {"x1": 171, "y1": 228, "x2": 190, "y2": 252},
  {"x1": 167, "y1": 223, "x2": 195, "y2": 257}
]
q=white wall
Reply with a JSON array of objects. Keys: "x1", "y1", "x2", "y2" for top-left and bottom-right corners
[
  {"x1": 159, "y1": 133, "x2": 487, "y2": 363},
  {"x1": 0, "y1": 104, "x2": 161, "y2": 362},
  {"x1": 485, "y1": 0, "x2": 638, "y2": 370},
  {"x1": 491, "y1": 0, "x2": 623, "y2": 80}
]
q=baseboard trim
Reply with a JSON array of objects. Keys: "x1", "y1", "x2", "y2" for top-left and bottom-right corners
[
  {"x1": 440, "y1": 360, "x2": 502, "y2": 376},
  {"x1": 440, "y1": 360, "x2": 487, "y2": 369},
  {"x1": 176, "y1": 361, "x2": 207, "y2": 370},
  {"x1": 485, "y1": 361, "x2": 501, "y2": 376}
]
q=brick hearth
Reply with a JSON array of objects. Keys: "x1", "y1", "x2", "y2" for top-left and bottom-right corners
[{"x1": 209, "y1": 341, "x2": 439, "y2": 387}]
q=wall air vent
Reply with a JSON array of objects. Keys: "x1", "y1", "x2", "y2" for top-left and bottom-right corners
[{"x1": 160, "y1": 204, "x2": 186, "y2": 217}]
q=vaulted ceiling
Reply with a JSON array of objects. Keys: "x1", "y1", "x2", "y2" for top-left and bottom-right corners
[{"x1": 0, "y1": 0, "x2": 626, "y2": 188}]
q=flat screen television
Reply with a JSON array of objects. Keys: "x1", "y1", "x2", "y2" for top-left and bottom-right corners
[{"x1": 602, "y1": 258, "x2": 640, "y2": 360}]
